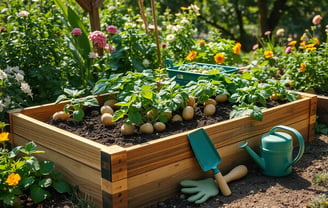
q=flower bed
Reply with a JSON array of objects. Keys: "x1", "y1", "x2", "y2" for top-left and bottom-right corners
[{"x1": 9, "y1": 93, "x2": 316, "y2": 208}]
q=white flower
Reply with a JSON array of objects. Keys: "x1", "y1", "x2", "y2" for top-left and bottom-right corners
[
  {"x1": 0, "y1": 69, "x2": 7, "y2": 80},
  {"x1": 20, "y1": 82, "x2": 33, "y2": 97},
  {"x1": 171, "y1": 25, "x2": 182, "y2": 32},
  {"x1": 89, "y1": 52, "x2": 99, "y2": 59},
  {"x1": 189, "y1": 4, "x2": 200, "y2": 12},
  {"x1": 0, "y1": 101, "x2": 4, "y2": 113},
  {"x1": 142, "y1": 59, "x2": 150, "y2": 67},
  {"x1": 166, "y1": 34, "x2": 175, "y2": 41},
  {"x1": 4, "y1": 97, "x2": 11, "y2": 106},
  {"x1": 276, "y1": 28, "x2": 285, "y2": 37},
  {"x1": 18, "y1": 10, "x2": 29, "y2": 17},
  {"x1": 108, "y1": 6, "x2": 116, "y2": 11},
  {"x1": 15, "y1": 73, "x2": 24, "y2": 82},
  {"x1": 180, "y1": 18, "x2": 190, "y2": 24}
]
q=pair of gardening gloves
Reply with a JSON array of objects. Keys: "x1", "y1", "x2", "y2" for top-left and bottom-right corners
[{"x1": 180, "y1": 165, "x2": 248, "y2": 204}]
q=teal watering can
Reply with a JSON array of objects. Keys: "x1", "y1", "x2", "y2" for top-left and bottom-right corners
[{"x1": 240, "y1": 125, "x2": 304, "y2": 177}]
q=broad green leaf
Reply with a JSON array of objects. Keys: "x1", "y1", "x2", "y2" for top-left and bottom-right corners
[
  {"x1": 30, "y1": 185, "x2": 50, "y2": 203},
  {"x1": 20, "y1": 176, "x2": 35, "y2": 188},
  {"x1": 55, "y1": 94, "x2": 68, "y2": 103},
  {"x1": 38, "y1": 178, "x2": 52, "y2": 188},
  {"x1": 53, "y1": 180, "x2": 72, "y2": 194},
  {"x1": 72, "y1": 109, "x2": 84, "y2": 122},
  {"x1": 141, "y1": 85, "x2": 153, "y2": 99},
  {"x1": 39, "y1": 161, "x2": 55, "y2": 175}
]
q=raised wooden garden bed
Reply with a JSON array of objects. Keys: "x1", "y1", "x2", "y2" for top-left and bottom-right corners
[
  {"x1": 317, "y1": 95, "x2": 328, "y2": 125},
  {"x1": 9, "y1": 93, "x2": 317, "y2": 208}
]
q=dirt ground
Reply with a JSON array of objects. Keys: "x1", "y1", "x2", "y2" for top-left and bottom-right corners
[
  {"x1": 147, "y1": 134, "x2": 328, "y2": 208},
  {"x1": 40, "y1": 102, "x2": 328, "y2": 208}
]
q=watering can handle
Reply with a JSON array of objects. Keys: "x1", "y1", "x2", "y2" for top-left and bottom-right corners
[{"x1": 269, "y1": 125, "x2": 305, "y2": 169}]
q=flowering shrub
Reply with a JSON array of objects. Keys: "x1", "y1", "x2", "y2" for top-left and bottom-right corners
[
  {"x1": 0, "y1": 66, "x2": 33, "y2": 120},
  {"x1": 184, "y1": 30, "x2": 243, "y2": 66},
  {"x1": 0, "y1": 0, "x2": 69, "y2": 104},
  {"x1": 249, "y1": 15, "x2": 328, "y2": 93},
  {"x1": 0, "y1": 127, "x2": 71, "y2": 207}
]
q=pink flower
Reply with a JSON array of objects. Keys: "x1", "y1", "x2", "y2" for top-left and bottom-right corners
[
  {"x1": 18, "y1": 10, "x2": 29, "y2": 17},
  {"x1": 88, "y1": 31, "x2": 107, "y2": 48},
  {"x1": 104, "y1": 44, "x2": 116, "y2": 53},
  {"x1": 71, "y1": 28, "x2": 82, "y2": 36},
  {"x1": 264, "y1": 31, "x2": 271, "y2": 35},
  {"x1": 285, "y1": 46, "x2": 292, "y2": 54},
  {"x1": 161, "y1": 43, "x2": 167, "y2": 48},
  {"x1": 312, "y1": 15, "x2": 323, "y2": 25},
  {"x1": 252, "y1": 44, "x2": 259, "y2": 50},
  {"x1": 106, "y1": 25, "x2": 118, "y2": 35}
]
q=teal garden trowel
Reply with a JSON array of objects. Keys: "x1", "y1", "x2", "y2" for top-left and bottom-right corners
[{"x1": 187, "y1": 128, "x2": 232, "y2": 196}]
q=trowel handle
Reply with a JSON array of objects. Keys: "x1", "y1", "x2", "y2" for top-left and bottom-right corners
[
  {"x1": 223, "y1": 165, "x2": 248, "y2": 183},
  {"x1": 214, "y1": 172, "x2": 231, "y2": 196}
]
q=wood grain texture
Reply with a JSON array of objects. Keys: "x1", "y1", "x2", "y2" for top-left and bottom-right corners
[{"x1": 9, "y1": 93, "x2": 316, "y2": 208}]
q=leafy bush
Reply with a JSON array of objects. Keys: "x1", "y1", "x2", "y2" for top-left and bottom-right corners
[{"x1": 0, "y1": 135, "x2": 71, "y2": 207}]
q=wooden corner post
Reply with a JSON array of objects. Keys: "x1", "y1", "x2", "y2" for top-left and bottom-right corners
[{"x1": 101, "y1": 145, "x2": 128, "y2": 208}]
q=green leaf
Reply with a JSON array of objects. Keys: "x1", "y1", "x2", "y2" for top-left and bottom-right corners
[
  {"x1": 20, "y1": 176, "x2": 35, "y2": 188},
  {"x1": 128, "y1": 107, "x2": 144, "y2": 125},
  {"x1": 251, "y1": 106, "x2": 263, "y2": 121},
  {"x1": 53, "y1": 180, "x2": 72, "y2": 194},
  {"x1": 30, "y1": 185, "x2": 50, "y2": 203},
  {"x1": 112, "y1": 109, "x2": 126, "y2": 121},
  {"x1": 55, "y1": 94, "x2": 68, "y2": 104},
  {"x1": 39, "y1": 178, "x2": 52, "y2": 188},
  {"x1": 83, "y1": 96, "x2": 99, "y2": 107},
  {"x1": 141, "y1": 85, "x2": 153, "y2": 99},
  {"x1": 72, "y1": 109, "x2": 84, "y2": 122},
  {"x1": 39, "y1": 161, "x2": 55, "y2": 175}
]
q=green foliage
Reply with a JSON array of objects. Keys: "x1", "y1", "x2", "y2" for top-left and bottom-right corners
[
  {"x1": 0, "y1": 0, "x2": 69, "y2": 104},
  {"x1": 56, "y1": 89, "x2": 99, "y2": 122},
  {"x1": 306, "y1": 194, "x2": 328, "y2": 208},
  {"x1": 312, "y1": 171, "x2": 328, "y2": 187},
  {"x1": 0, "y1": 141, "x2": 71, "y2": 207},
  {"x1": 0, "y1": 66, "x2": 33, "y2": 120}
]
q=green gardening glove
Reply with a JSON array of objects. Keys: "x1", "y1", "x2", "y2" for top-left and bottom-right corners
[{"x1": 180, "y1": 178, "x2": 219, "y2": 204}]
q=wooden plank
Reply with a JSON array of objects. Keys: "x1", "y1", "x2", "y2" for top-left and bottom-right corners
[
  {"x1": 11, "y1": 113, "x2": 103, "y2": 170},
  {"x1": 317, "y1": 95, "x2": 328, "y2": 125},
  {"x1": 125, "y1": 96, "x2": 312, "y2": 178},
  {"x1": 126, "y1": 119, "x2": 309, "y2": 207},
  {"x1": 13, "y1": 135, "x2": 102, "y2": 208}
]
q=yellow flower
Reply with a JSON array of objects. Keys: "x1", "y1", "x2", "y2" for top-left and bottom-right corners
[
  {"x1": 264, "y1": 50, "x2": 273, "y2": 58},
  {"x1": 6, "y1": 173, "x2": 21, "y2": 186},
  {"x1": 214, "y1": 53, "x2": 225, "y2": 64},
  {"x1": 180, "y1": 6, "x2": 188, "y2": 11},
  {"x1": 300, "y1": 63, "x2": 306, "y2": 73},
  {"x1": 0, "y1": 132, "x2": 9, "y2": 142},
  {"x1": 313, "y1": 37, "x2": 320, "y2": 45},
  {"x1": 186, "y1": 50, "x2": 197, "y2": 61},
  {"x1": 233, "y1": 42, "x2": 242, "y2": 55},
  {"x1": 288, "y1": 40, "x2": 297, "y2": 46}
]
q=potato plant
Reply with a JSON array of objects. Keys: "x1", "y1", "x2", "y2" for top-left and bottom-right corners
[
  {"x1": 91, "y1": 69, "x2": 300, "y2": 135},
  {"x1": 54, "y1": 88, "x2": 99, "y2": 122}
]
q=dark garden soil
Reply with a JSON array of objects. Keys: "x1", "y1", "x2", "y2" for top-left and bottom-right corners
[{"x1": 27, "y1": 100, "x2": 327, "y2": 208}]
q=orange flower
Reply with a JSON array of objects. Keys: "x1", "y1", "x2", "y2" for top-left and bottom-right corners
[
  {"x1": 300, "y1": 63, "x2": 306, "y2": 72},
  {"x1": 199, "y1": 39, "x2": 206, "y2": 47},
  {"x1": 0, "y1": 132, "x2": 9, "y2": 142},
  {"x1": 6, "y1": 173, "x2": 21, "y2": 186},
  {"x1": 264, "y1": 50, "x2": 273, "y2": 58},
  {"x1": 214, "y1": 53, "x2": 225, "y2": 64},
  {"x1": 186, "y1": 50, "x2": 197, "y2": 61},
  {"x1": 233, "y1": 42, "x2": 242, "y2": 55}
]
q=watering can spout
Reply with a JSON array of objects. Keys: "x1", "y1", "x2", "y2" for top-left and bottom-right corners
[{"x1": 239, "y1": 141, "x2": 265, "y2": 170}]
